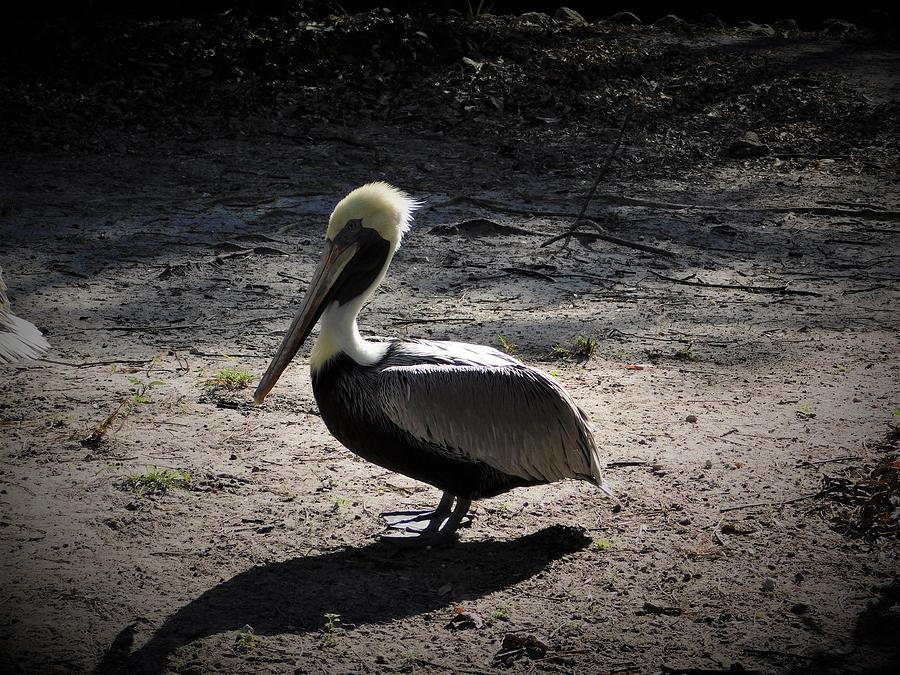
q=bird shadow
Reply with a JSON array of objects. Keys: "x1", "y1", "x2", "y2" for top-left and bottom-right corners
[{"x1": 94, "y1": 525, "x2": 590, "y2": 674}]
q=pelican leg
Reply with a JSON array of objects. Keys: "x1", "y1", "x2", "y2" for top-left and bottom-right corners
[
  {"x1": 379, "y1": 495, "x2": 474, "y2": 546},
  {"x1": 381, "y1": 492, "x2": 454, "y2": 530},
  {"x1": 441, "y1": 497, "x2": 472, "y2": 535}
]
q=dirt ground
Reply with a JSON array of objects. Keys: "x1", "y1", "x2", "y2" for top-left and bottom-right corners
[{"x1": 1, "y1": 11, "x2": 899, "y2": 675}]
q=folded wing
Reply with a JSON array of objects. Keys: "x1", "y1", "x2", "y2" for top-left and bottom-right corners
[{"x1": 376, "y1": 341, "x2": 606, "y2": 488}]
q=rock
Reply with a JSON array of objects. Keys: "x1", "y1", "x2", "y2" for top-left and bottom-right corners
[
  {"x1": 762, "y1": 576, "x2": 777, "y2": 592},
  {"x1": 703, "y1": 460, "x2": 713, "y2": 469},
  {"x1": 822, "y1": 19, "x2": 857, "y2": 37},
  {"x1": 608, "y1": 11, "x2": 641, "y2": 25},
  {"x1": 446, "y1": 609, "x2": 485, "y2": 630},
  {"x1": 728, "y1": 131, "x2": 771, "y2": 158},
  {"x1": 699, "y1": 13, "x2": 725, "y2": 29},
  {"x1": 554, "y1": 7, "x2": 587, "y2": 25},
  {"x1": 496, "y1": 633, "x2": 548, "y2": 661},
  {"x1": 685, "y1": 414, "x2": 698, "y2": 423},
  {"x1": 520, "y1": 11, "x2": 552, "y2": 25},
  {"x1": 773, "y1": 19, "x2": 800, "y2": 35},
  {"x1": 654, "y1": 14, "x2": 688, "y2": 32},
  {"x1": 738, "y1": 21, "x2": 776, "y2": 37}
]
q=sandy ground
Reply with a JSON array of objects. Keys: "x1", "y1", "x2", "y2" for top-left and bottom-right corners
[{"x1": 1, "y1": 29, "x2": 899, "y2": 675}]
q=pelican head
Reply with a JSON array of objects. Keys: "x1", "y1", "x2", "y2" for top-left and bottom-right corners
[{"x1": 254, "y1": 182, "x2": 418, "y2": 403}]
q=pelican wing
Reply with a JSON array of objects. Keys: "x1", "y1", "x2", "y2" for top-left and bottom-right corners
[
  {"x1": 376, "y1": 340, "x2": 606, "y2": 487},
  {"x1": 0, "y1": 269, "x2": 49, "y2": 364}
]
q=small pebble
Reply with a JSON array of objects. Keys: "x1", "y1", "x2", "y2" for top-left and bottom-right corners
[
  {"x1": 686, "y1": 414, "x2": 698, "y2": 423},
  {"x1": 762, "y1": 577, "x2": 777, "y2": 592},
  {"x1": 703, "y1": 460, "x2": 713, "y2": 469}
]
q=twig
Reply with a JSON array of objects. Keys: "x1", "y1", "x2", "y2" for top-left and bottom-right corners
[
  {"x1": 648, "y1": 270, "x2": 821, "y2": 297},
  {"x1": 798, "y1": 455, "x2": 862, "y2": 467},
  {"x1": 392, "y1": 317, "x2": 470, "y2": 326},
  {"x1": 720, "y1": 493, "x2": 819, "y2": 513},
  {"x1": 542, "y1": 220, "x2": 676, "y2": 257},
  {"x1": 578, "y1": 112, "x2": 633, "y2": 222},
  {"x1": 843, "y1": 285, "x2": 886, "y2": 295},
  {"x1": 501, "y1": 267, "x2": 557, "y2": 282},
  {"x1": 39, "y1": 358, "x2": 156, "y2": 368},
  {"x1": 541, "y1": 112, "x2": 633, "y2": 250}
]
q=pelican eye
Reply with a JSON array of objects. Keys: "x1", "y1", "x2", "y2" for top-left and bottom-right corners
[{"x1": 345, "y1": 219, "x2": 363, "y2": 232}]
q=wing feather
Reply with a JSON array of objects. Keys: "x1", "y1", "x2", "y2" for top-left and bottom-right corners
[
  {"x1": 0, "y1": 269, "x2": 49, "y2": 364},
  {"x1": 377, "y1": 349, "x2": 605, "y2": 486}
]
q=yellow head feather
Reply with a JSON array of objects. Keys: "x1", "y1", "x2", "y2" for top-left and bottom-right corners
[{"x1": 327, "y1": 182, "x2": 419, "y2": 245}]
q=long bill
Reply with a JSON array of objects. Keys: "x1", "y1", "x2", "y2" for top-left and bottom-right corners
[{"x1": 253, "y1": 239, "x2": 358, "y2": 404}]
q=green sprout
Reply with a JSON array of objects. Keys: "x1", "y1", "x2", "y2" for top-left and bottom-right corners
[
  {"x1": 235, "y1": 627, "x2": 259, "y2": 652},
  {"x1": 674, "y1": 345, "x2": 695, "y2": 362},
  {"x1": 553, "y1": 335, "x2": 597, "y2": 361},
  {"x1": 322, "y1": 612, "x2": 341, "y2": 646},
  {"x1": 203, "y1": 366, "x2": 254, "y2": 392},
  {"x1": 497, "y1": 334, "x2": 518, "y2": 355},
  {"x1": 127, "y1": 466, "x2": 191, "y2": 495}
]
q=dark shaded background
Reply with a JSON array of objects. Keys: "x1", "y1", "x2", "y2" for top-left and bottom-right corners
[{"x1": 4, "y1": 0, "x2": 897, "y2": 28}]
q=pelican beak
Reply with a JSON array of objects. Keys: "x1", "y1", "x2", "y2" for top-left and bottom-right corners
[{"x1": 254, "y1": 238, "x2": 358, "y2": 403}]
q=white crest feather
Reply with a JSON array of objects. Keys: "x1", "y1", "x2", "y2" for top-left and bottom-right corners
[{"x1": 327, "y1": 182, "x2": 420, "y2": 245}]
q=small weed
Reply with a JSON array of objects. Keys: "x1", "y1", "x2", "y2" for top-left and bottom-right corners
[
  {"x1": 549, "y1": 370, "x2": 559, "y2": 378},
  {"x1": 333, "y1": 496, "x2": 349, "y2": 510},
  {"x1": 492, "y1": 604, "x2": 510, "y2": 621},
  {"x1": 322, "y1": 612, "x2": 341, "y2": 646},
  {"x1": 466, "y1": 0, "x2": 495, "y2": 20},
  {"x1": 127, "y1": 466, "x2": 191, "y2": 495},
  {"x1": 127, "y1": 377, "x2": 164, "y2": 410},
  {"x1": 499, "y1": 502, "x2": 511, "y2": 513},
  {"x1": 47, "y1": 414, "x2": 70, "y2": 429},
  {"x1": 81, "y1": 377, "x2": 164, "y2": 448},
  {"x1": 553, "y1": 335, "x2": 597, "y2": 361},
  {"x1": 559, "y1": 620, "x2": 584, "y2": 637},
  {"x1": 574, "y1": 335, "x2": 598, "y2": 359},
  {"x1": 401, "y1": 650, "x2": 420, "y2": 671},
  {"x1": 796, "y1": 404, "x2": 816, "y2": 420},
  {"x1": 497, "y1": 334, "x2": 517, "y2": 355},
  {"x1": 235, "y1": 627, "x2": 259, "y2": 653},
  {"x1": 674, "y1": 345, "x2": 695, "y2": 362},
  {"x1": 204, "y1": 366, "x2": 254, "y2": 392},
  {"x1": 592, "y1": 538, "x2": 614, "y2": 551},
  {"x1": 552, "y1": 344, "x2": 573, "y2": 358}
]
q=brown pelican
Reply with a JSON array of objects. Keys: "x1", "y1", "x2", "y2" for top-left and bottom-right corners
[
  {"x1": 0, "y1": 266, "x2": 49, "y2": 363},
  {"x1": 255, "y1": 183, "x2": 612, "y2": 543}
]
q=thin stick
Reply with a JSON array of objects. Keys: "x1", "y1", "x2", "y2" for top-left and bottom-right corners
[
  {"x1": 541, "y1": 112, "x2": 634, "y2": 250},
  {"x1": 798, "y1": 455, "x2": 862, "y2": 467},
  {"x1": 39, "y1": 358, "x2": 156, "y2": 368},
  {"x1": 649, "y1": 270, "x2": 821, "y2": 297},
  {"x1": 720, "y1": 493, "x2": 819, "y2": 513},
  {"x1": 501, "y1": 267, "x2": 557, "y2": 282},
  {"x1": 542, "y1": 220, "x2": 676, "y2": 257},
  {"x1": 577, "y1": 111, "x2": 632, "y2": 222}
]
